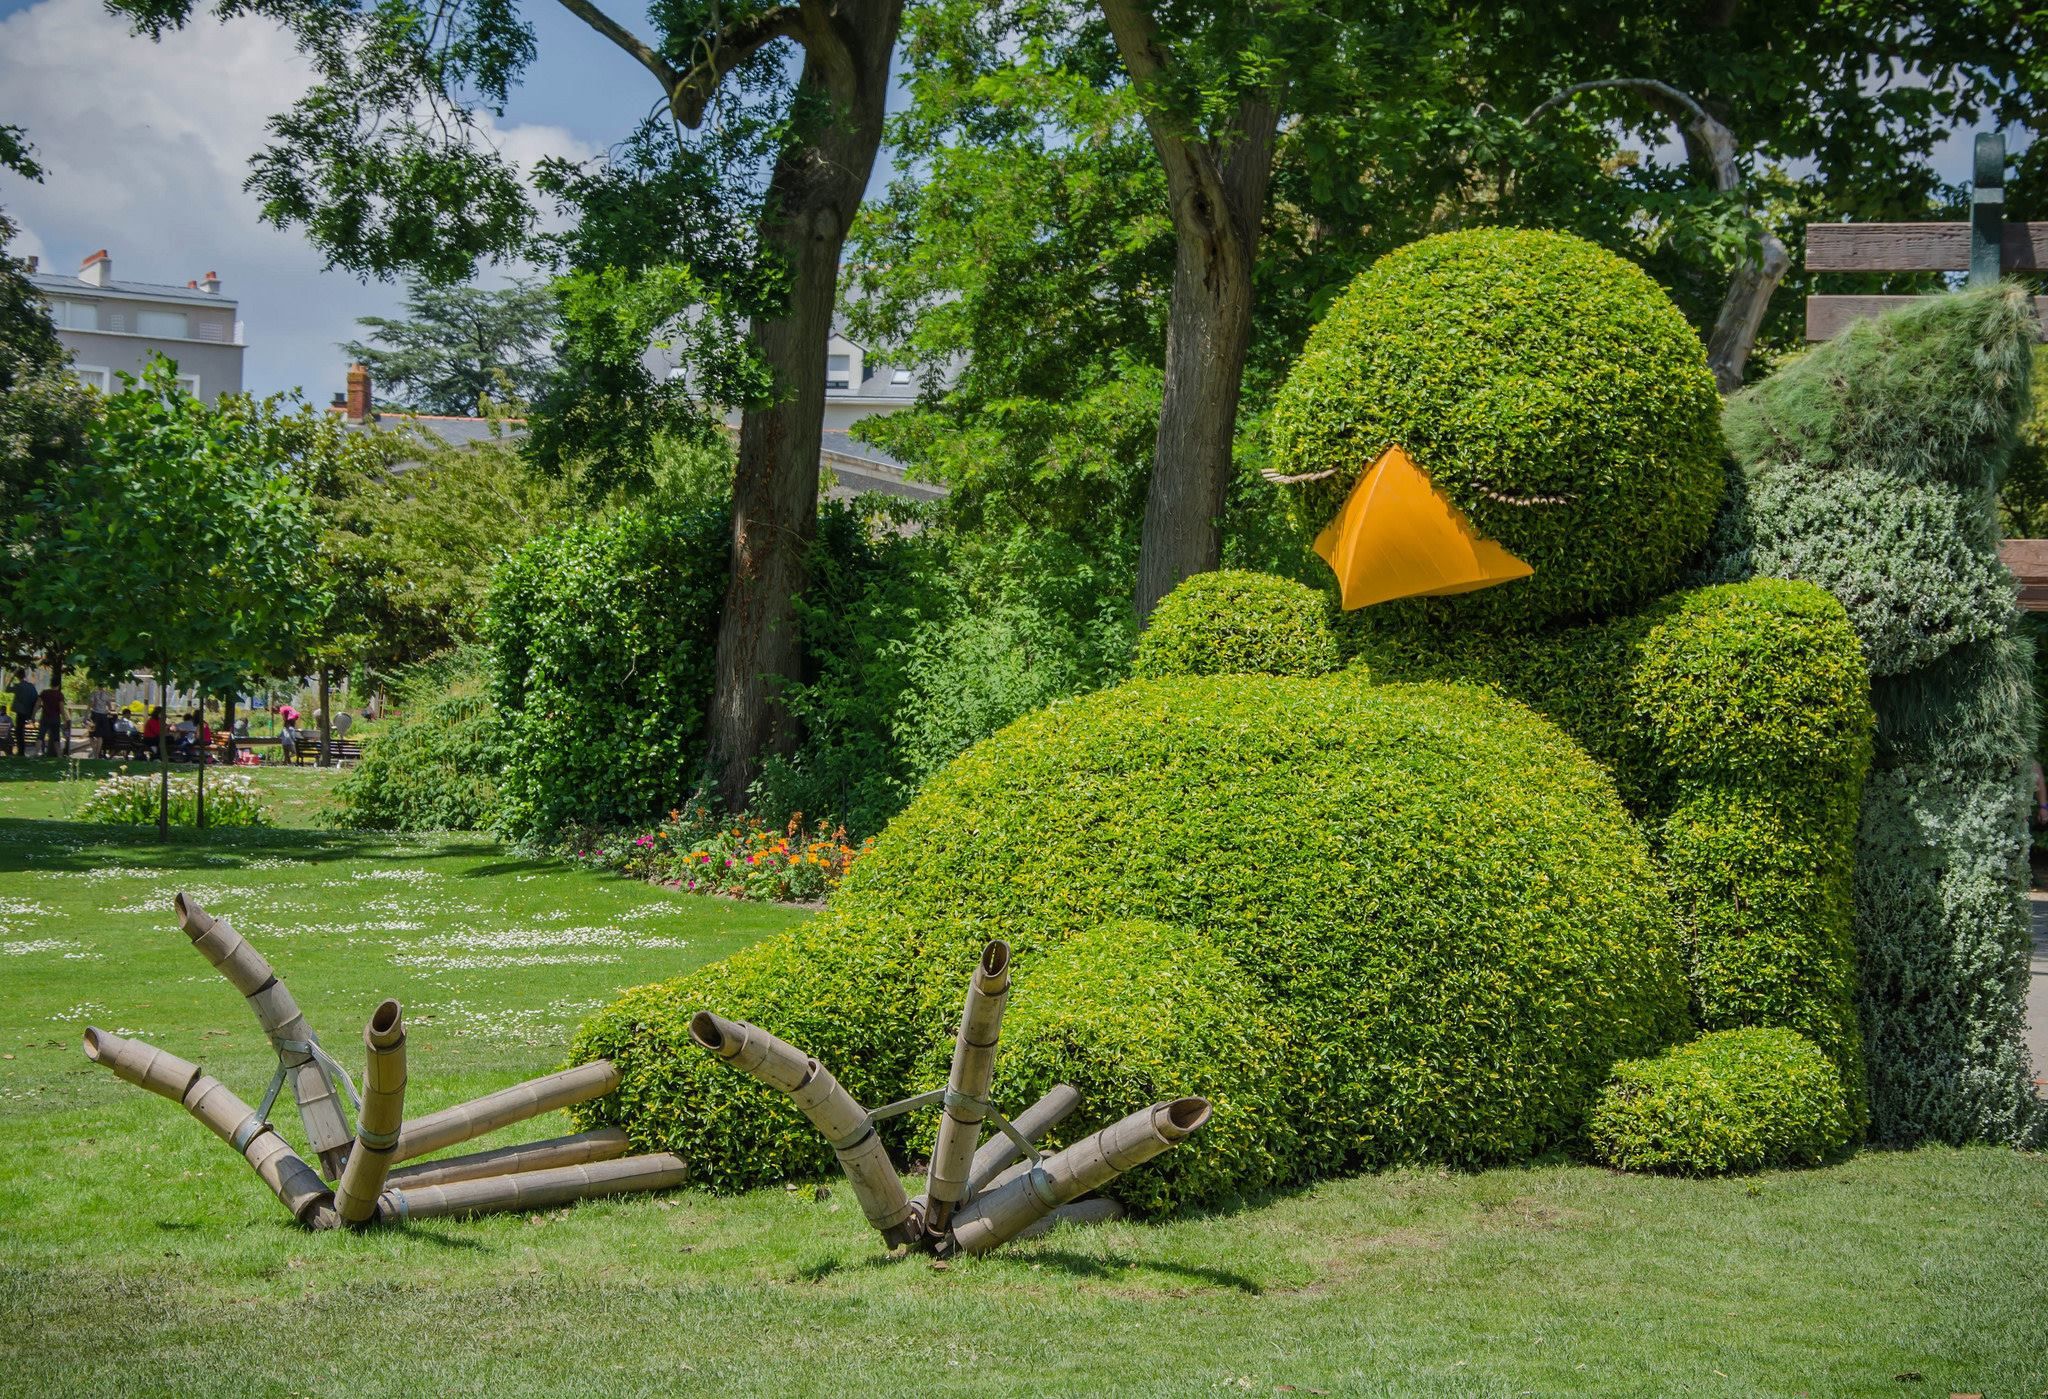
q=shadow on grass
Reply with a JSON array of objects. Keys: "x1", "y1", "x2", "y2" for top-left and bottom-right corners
[
  {"x1": 1013, "y1": 1250, "x2": 1266, "y2": 1294},
  {"x1": 0, "y1": 816, "x2": 501, "y2": 874}
]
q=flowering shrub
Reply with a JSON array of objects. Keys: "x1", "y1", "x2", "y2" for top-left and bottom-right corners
[
  {"x1": 76, "y1": 770, "x2": 272, "y2": 827},
  {"x1": 565, "y1": 810, "x2": 869, "y2": 903}
]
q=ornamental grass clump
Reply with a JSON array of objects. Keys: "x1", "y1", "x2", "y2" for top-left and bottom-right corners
[
  {"x1": 1131, "y1": 569, "x2": 1339, "y2": 679},
  {"x1": 1589, "y1": 1028, "x2": 1852, "y2": 1175}
]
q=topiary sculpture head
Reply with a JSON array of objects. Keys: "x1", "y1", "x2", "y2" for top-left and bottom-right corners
[{"x1": 1268, "y1": 228, "x2": 1724, "y2": 632}]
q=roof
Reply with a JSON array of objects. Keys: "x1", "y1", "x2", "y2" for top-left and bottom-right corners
[
  {"x1": 31, "y1": 270, "x2": 238, "y2": 308},
  {"x1": 821, "y1": 432, "x2": 948, "y2": 503},
  {"x1": 328, "y1": 409, "x2": 526, "y2": 470}
]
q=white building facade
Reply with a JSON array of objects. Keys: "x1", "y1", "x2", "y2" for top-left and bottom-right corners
[{"x1": 29, "y1": 249, "x2": 244, "y2": 402}]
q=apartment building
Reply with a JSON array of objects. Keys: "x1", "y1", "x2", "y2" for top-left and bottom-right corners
[{"x1": 28, "y1": 249, "x2": 244, "y2": 402}]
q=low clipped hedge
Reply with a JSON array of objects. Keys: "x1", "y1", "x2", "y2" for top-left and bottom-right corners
[
  {"x1": 1269, "y1": 228, "x2": 1723, "y2": 632},
  {"x1": 1359, "y1": 579, "x2": 1873, "y2": 1125},
  {"x1": 1133, "y1": 570, "x2": 1339, "y2": 680},
  {"x1": 576, "y1": 675, "x2": 1690, "y2": 1203},
  {"x1": 1589, "y1": 1028, "x2": 1853, "y2": 1174}
]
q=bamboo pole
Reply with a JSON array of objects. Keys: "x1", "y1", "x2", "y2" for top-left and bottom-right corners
[
  {"x1": 921, "y1": 941, "x2": 1010, "y2": 1241},
  {"x1": 173, "y1": 893, "x2": 354, "y2": 1177},
  {"x1": 946, "y1": 1097, "x2": 1210, "y2": 1257},
  {"x1": 333, "y1": 1000, "x2": 406, "y2": 1226},
  {"x1": 390, "y1": 1060, "x2": 620, "y2": 1164},
  {"x1": 963, "y1": 1083, "x2": 1081, "y2": 1200},
  {"x1": 387, "y1": 1129, "x2": 631, "y2": 1190},
  {"x1": 1009, "y1": 1196, "x2": 1125, "y2": 1243},
  {"x1": 81, "y1": 1028, "x2": 335, "y2": 1227},
  {"x1": 384, "y1": 1153, "x2": 687, "y2": 1221},
  {"x1": 689, "y1": 1011, "x2": 917, "y2": 1247}
]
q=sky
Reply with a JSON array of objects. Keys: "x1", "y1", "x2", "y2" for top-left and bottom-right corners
[{"x1": 0, "y1": 0, "x2": 2028, "y2": 401}]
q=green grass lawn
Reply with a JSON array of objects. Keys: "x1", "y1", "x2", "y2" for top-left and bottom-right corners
[{"x1": 1, "y1": 759, "x2": 2044, "y2": 1397}]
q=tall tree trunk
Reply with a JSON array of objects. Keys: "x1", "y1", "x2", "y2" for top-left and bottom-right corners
[
  {"x1": 223, "y1": 693, "x2": 237, "y2": 764},
  {"x1": 317, "y1": 667, "x2": 332, "y2": 768},
  {"x1": 701, "y1": 0, "x2": 904, "y2": 811},
  {"x1": 156, "y1": 660, "x2": 169, "y2": 842},
  {"x1": 195, "y1": 689, "x2": 206, "y2": 830}
]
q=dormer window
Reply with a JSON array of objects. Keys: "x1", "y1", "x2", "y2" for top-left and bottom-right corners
[
  {"x1": 827, "y1": 353, "x2": 851, "y2": 391},
  {"x1": 892, "y1": 367, "x2": 912, "y2": 385}
]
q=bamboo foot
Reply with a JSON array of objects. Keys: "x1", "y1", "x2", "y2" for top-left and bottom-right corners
[{"x1": 334, "y1": 1000, "x2": 406, "y2": 1226}]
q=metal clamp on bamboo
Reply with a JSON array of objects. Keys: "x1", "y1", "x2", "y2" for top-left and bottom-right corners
[
  {"x1": 920, "y1": 940, "x2": 1010, "y2": 1243},
  {"x1": 689, "y1": 1011, "x2": 918, "y2": 1247},
  {"x1": 333, "y1": 1000, "x2": 406, "y2": 1226},
  {"x1": 962, "y1": 1083, "x2": 1080, "y2": 1201},
  {"x1": 946, "y1": 1097, "x2": 1210, "y2": 1256},
  {"x1": 174, "y1": 893, "x2": 355, "y2": 1177},
  {"x1": 391, "y1": 1060, "x2": 620, "y2": 1164},
  {"x1": 82, "y1": 1027, "x2": 336, "y2": 1226}
]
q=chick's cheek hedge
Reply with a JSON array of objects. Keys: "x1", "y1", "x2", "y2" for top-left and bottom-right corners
[
  {"x1": 1590, "y1": 1028, "x2": 1853, "y2": 1175},
  {"x1": 1269, "y1": 228, "x2": 1723, "y2": 630},
  {"x1": 1133, "y1": 570, "x2": 1341, "y2": 680},
  {"x1": 485, "y1": 506, "x2": 728, "y2": 840}
]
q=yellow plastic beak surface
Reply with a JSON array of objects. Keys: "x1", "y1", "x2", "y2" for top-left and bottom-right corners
[{"x1": 1313, "y1": 444, "x2": 1534, "y2": 611}]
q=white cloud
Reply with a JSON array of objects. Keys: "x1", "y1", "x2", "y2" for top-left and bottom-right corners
[{"x1": 0, "y1": 0, "x2": 599, "y2": 400}]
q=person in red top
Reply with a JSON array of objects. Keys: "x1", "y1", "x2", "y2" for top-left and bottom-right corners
[
  {"x1": 37, "y1": 685, "x2": 62, "y2": 756},
  {"x1": 141, "y1": 707, "x2": 164, "y2": 747}
]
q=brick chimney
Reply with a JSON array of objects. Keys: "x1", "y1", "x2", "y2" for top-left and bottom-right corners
[
  {"x1": 345, "y1": 363, "x2": 373, "y2": 424},
  {"x1": 24, "y1": 255, "x2": 36, "y2": 273},
  {"x1": 79, "y1": 249, "x2": 111, "y2": 286},
  {"x1": 199, "y1": 271, "x2": 221, "y2": 295}
]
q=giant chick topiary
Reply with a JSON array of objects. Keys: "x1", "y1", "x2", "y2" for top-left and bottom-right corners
[{"x1": 1267, "y1": 227, "x2": 1876, "y2": 1154}]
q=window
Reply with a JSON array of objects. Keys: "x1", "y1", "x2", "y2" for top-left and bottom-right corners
[
  {"x1": 175, "y1": 373, "x2": 201, "y2": 397},
  {"x1": 71, "y1": 366, "x2": 111, "y2": 392},
  {"x1": 826, "y1": 353, "x2": 851, "y2": 391},
  {"x1": 50, "y1": 299, "x2": 97, "y2": 330},
  {"x1": 136, "y1": 310, "x2": 189, "y2": 339},
  {"x1": 891, "y1": 367, "x2": 913, "y2": 386},
  {"x1": 194, "y1": 318, "x2": 227, "y2": 343}
]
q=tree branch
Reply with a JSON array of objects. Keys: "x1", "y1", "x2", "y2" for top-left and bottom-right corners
[
  {"x1": 1528, "y1": 77, "x2": 1737, "y2": 190},
  {"x1": 1097, "y1": 0, "x2": 1235, "y2": 254},
  {"x1": 668, "y1": 5, "x2": 808, "y2": 127},
  {"x1": 553, "y1": 0, "x2": 682, "y2": 101}
]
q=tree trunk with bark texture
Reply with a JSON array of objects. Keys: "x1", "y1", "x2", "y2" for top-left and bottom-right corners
[{"x1": 702, "y1": 0, "x2": 903, "y2": 811}]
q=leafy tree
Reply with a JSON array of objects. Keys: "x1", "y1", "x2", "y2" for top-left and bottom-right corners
[
  {"x1": 343, "y1": 277, "x2": 557, "y2": 414},
  {"x1": 112, "y1": 0, "x2": 910, "y2": 810},
  {"x1": 24, "y1": 359, "x2": 328, "y2": 836}
]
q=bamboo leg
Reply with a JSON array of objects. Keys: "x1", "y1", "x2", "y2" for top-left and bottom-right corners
[
  {"x1": 383, "y1": 1153, "x2": 687, "y2": 1221},
  {"x1": 1009, "y1": 1196, "x2": 1125, "y2": 1243},
  {"x1": 333, "y1": 1000, "x2": 405, "y2": 1226},
  {"x1": 946, "y1": 1097, "x2": 1210, "y2": 1256},
  {"x1": 387, "y1": 1129, "x2": 631, "y2": 1190},
  {"x1": 174, "y1": 893, "x2": 354, "y2": 1177},
  {"x1": 391, "y1": 1061, "x2": 620, "y2": 1164},
  {"x1": 82, "y1": 1028, "x2": 335, "y2": 1227},
  {"x1": 963, "y1": 1083, "x2": 1081, "y2": 1200},
  {"x1": 921, "y1": 941, "x2": 1010, "y2": 1242},
  {"x1": 689, "y1": 1011, "x2": 917, "y2": 1247}
]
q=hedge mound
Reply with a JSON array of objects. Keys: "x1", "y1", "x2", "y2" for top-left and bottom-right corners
[
  {"x1": 1269, "y1": 228, "x2": 1723, "y2": 630},
  {"x1": 576, "y1": 675, "x2": 1691, "y2": 1202},
  {"x1": 1589, "y1": 1028, "x2": 1853, "y2": 1174},
  {"x1": 335, "y1": 648, "x2": 502, "y2": 832},
  {"x1": 1133, "y1": 570, "x2": 1340, "y2": 680}
]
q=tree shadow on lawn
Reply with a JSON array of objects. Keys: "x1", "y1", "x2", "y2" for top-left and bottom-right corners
[{"x1": 0, "y1": 816, "x2": 501, "y2": 875}]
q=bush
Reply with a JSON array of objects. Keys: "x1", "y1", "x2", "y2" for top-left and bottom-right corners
[
  {"x1": 1133, "y1": 570, "x2": 1339, "y2": 680},
  {"x1": 1589, "y1": 1028, "x2": 1853, "y2": 1175},
  {"x1": 334, "y1": 648, "x2": 502, "y2": 831},
  {"x1": 75, "y1": 770, "x2": 270, "y2": 827},
  {"x1": 577, "y1": 675, "x2": 1691, "y2": 1200},
  {"x1": 484, "y1": 505, "x2": 727, "y2": 840},
  {"x1": 1268, "y1": 228, "x2": 1723, "y2": 631},
  {"x1": 1360, "y1": 579, "x2": 1873, "y2": 1123}
]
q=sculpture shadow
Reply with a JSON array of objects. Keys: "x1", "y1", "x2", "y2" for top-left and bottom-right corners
[{"x1": 1020, "y1": 1249, "x2": 1265, "y2": 1294}]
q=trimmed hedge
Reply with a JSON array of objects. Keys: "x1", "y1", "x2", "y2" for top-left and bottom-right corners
[
  {"x1": 484, "y1": 505, "x2": 728, "y2": 840},
  {"x1": 334, "y1": 648, "x2": 502, "y2": 831},
  {"x1": 1589, "y1": 1028, "x2": 1853, "y2": 1175},
  {"x1": 576, "y1": 675, "x2": 1691, "y2": 1201},
  {"x1": 1269, "y1": 228, "x2": 1723, "y2": 631},
  {"x1": 1360, "y1": 579, "x2": 1874, "y2": 1125},
  {"x1": 1133, "y1": 570, "x2": 1339, "y2": 680}
]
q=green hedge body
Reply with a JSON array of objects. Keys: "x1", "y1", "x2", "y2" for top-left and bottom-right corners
[
  {"x1": 1361, "y1": 579, "x2": 1873, "y2": 1125},
  {"x1": 1589, "y1": 1028, "x2": 1853, "y2": 1175},
  {"x1": 484, "y1": 505, "x2": 727, "y2": 840},
  {"x1": 576, "y1": 675, "x2": 1690, "y2": 1206},
  {"x1": 1704, "y1": 287, "x2": 2045, "y2": 1147},
  {"x1": 335, "y1": 648, "x2": 502, "y2": 831},
  {"x1": 1268, "y1": 228, "x2": 1723, "y2": 631},
  {"x1": 1132, "y1": 569, "x2": 1339, "y2": 679}
]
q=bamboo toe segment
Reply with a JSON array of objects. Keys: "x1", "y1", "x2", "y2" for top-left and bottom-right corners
[
  {"x1": 922, "y1": 940, "x2": 1010, "y2": 1241},
  {"x1": 82, "y1": 1027, "x2": 334, "y2": 1225},
  {"x1": 963, "y1": 1083, "x2": 1081, "y2": 1200},
  {"x1": 383, "y1": 1152, "x2": 687, "y2": 1221},
  {"x1": 948, "y1": 1097, "x2": 1211, "y2": 1256},
  {"x1": 690, "y1": 1011, "x2": 917, "y2": 1246},
  {"x1": 391, "y1": 1060, "x2": 620, "y2": 1164},
  {"x1": 334, "y1": 999, "x2": 406, "y2": 1226},
  {"x1": 386, "y1": 1129, "x2": 632, "y2": 1190},
  {"x1": 175, "y1": 893, "x2": 354, "y2": 1176}
]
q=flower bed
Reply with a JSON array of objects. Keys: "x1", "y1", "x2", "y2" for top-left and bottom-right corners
[
  {"x1": 74, "y1": 770, "x2": 272, "y2": 827},
  {"x1": 563, "y1": 810, "x2": 870, "y2": 904}
]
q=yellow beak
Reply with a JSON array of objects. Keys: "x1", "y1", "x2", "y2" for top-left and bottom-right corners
[{"x1": 1313, "y1": 444, "x2": 1533, "y2": 611}]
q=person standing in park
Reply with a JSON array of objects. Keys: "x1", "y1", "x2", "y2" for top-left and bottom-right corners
[
  {"x1": 7, "y1": 674, "x2": 37, "y2": 757},
  {"x1": 38, "y1": 683, "x2": 62, "y2": 756},
  {"x1": 88, "y1": 687, "x2": 114, "y2": 759}
]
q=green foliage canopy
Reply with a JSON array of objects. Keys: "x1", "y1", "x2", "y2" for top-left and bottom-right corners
[{"x1": 342, "y1": 277, "x2": 557, "y2": 416}]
